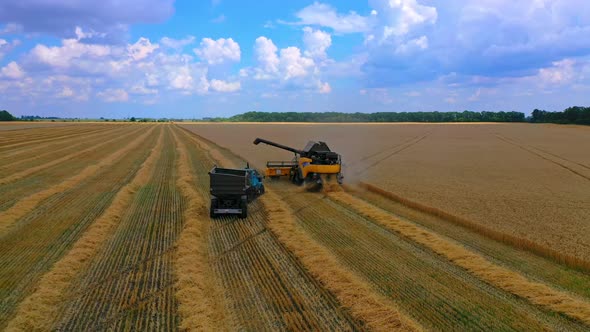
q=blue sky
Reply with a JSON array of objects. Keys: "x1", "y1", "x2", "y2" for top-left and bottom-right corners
[{"x1": 0, "y1": 0, "x2": 589, "y2": 118}]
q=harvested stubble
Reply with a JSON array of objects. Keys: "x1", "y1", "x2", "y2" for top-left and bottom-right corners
[
  {"x1": 0, "y1": 124, "x2": 109, "y2": 152},
  {"x1": 0, "y1": 124, "x2": 130, "y2": 172},
  {"x1": 170, "y1": 127, "x2": 226, "y2": 331},
  {"x1": 5, "y1": 127, "x2": 164, "y2": 331},
  {"x1": 0, "y1": 125, "x2": 145, "y2": 186},
  {"x1": 281, "y1": 184, "x2": 580, "y2": 330},
  {"x1": 0, "y1": 122, "x2": 73, "y2": 132},
  {"x1": 0, "y1": 126, "x2": 157, "y2": 234},
  {"x1": 0, "y1": 125, "x2": 145, "y2": 213},
  {"x1": 261, "y1": 188, "x2": 421, "y2": 331},
  {"x1": 0, "y1": 125, "x2": 161, "y2": 328},
  {"x1": 53, "y1": 127, "x2": 181, "y2": 330},
  {"x1": 328, "y1": 191, "x2": 590, "y2": 326}
]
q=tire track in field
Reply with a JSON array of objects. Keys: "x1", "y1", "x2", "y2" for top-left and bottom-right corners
[
  {"x1": 0, "y1": 125, "x2": 131, "y2": 171},
  {"x1": 328, "y1": 191, "x2": 590, "y2": 327},
  {"x1": 54, "y1": 126, "x2": 181, "y2": 331},
  {"x1": 0, "y1": 126, "x2": 157, "y2": 234},
  {"x1": 350, "y1": 132, "x2": 431, "y2": 168},
  {"x1": 496, "y1": 134, "x2": 590, "y2": 182},
  {"x1": 170, "y1": 127, "x2": 227, "y2": 331},
  {"x1": 354, "y1": 132, "x2": 431, "y2": 176},
  {"x1": 533, "y1": 147, "x2": 590, "y2": 170},
  {"x1": 177, "y1": 127, "x2": 363, "y2": 331},
  {"x1": 5, "y1": 127, "x2": 163, "y2": 331},
  {"x1": 0, "y1": 125, "x2": 145, "y2": 185},
  {"x1": 0, "y1": 126, "x2": 161, "y2": 328}
]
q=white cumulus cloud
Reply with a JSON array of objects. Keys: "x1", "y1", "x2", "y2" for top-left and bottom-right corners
[
  {"x1": 251, "y1": 35, "x2": 331, "y2": 93},
  {"x1": 160, "y1": 36, "x2": 196, "y2": 49},
  {"x1": 254, "y1": 36, "x2": 280, "y2": 75},
  {"x1": 97, "y1": 88, "x2": 129, "y2": 102},
  {"x1": 0, "y1": 38, "x2": 21, "y2": 60},
  {"x1": 319, "y1": 82, "x2": 331, "y2": 94},
  {"x1": 168, "y1": 65, "x2": 210, "y2": 94},
  {"x1": 370, "y1": 0, "x2": 437, "y2": 40},
  {"x1": 280, "y1": 47, "x2": 315, "y2": 80},
  {"x1": 293, "y1": 2, "x2": 370, "y2": 33},
  {"x1": 1, "y1": 61, "x2": 25, "y2": 79},
  {"x1": 194, "y1": 37, "x2": 241, "y2": 65},
  {"x1": 127, "y1": 37, "x2": 159, "y2": 61},
  {"x1": 58, "y1": 87, "x2": 74, "y2": 98},
  {"x1": 31, "y1": 38, "x2": 111, "y2": 68},
  {"x1": 303, "y1": 27, "x2": 332, "y2": 59},
  {"x1": 210, "y1": 79, "x2": 241, "y2": 92},
  {"x1": 0, "y1": 61, "x2": 25, "y2": 80}
]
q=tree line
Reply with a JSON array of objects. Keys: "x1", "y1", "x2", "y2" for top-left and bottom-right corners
[
  {"x1": 221, "y1": 110, "x2": 526, "y2": 123},
  {"x1": 3, "y1": 106, "x2": 589, "y2": 124},
  {"x1": 531, "y1": 106, "x2": 590, "y2": 125}
]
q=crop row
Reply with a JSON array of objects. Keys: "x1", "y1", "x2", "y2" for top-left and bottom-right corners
[
  {"x1": 0, "y1": 124, "x2": 133, "y2": 174},
  {"x1": 280, "y1": 184, "x2": 584, "y2": 330},
  {"x1": 0, "y1": 124, "x2": 113, "y2": 151},
  {"x1": 348, "y1": 185, "x2": 590, "y2": 300},
  {"x1": 327, "y1": 190, "x2": 590, "y2": 327},
  {"x1": 0, "y1": 125, "x2": 146, "y2": 213},
  {"x1": 0, "y1": 126, "x2": 159, "y2": 328},
  {"x1": 53, "y1": 127, "x2": 181, "y2": 330},
  {"x1": 170, "y1": 127, "x2": 227, "y2": 330},
  {"x1": 5, "y1": 127, "x2": 164, "y2": 331},
  {"x1": 0, "y1": 126, "x2": 158, "y2": 234},
  {"x1": 0, "y1": 125, "x2": 145, "y2": 186}
]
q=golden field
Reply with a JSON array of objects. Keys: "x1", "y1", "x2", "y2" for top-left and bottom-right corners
[
  {"x1": 1, "y1": 122, "x2": 589, "y2": 331},
  {"x1": 181, "y1": 122, "x2": 590, "y2": 264}
]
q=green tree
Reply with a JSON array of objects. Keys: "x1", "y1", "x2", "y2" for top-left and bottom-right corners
[
  {"x1": 0, "y1": 110, "x2": 16, "y2": 121},
  {"x1": 130, "y1": 117, "x2": 136, "y2": 122}
]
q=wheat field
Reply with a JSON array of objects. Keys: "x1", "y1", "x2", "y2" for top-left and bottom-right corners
[{"x1": 1, "y1": 122, "x2": 589, "y2": 331}]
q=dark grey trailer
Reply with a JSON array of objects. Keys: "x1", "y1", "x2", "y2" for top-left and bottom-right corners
[{"x1": 208, "y1": 166, "x2": 264, "y2": 218}]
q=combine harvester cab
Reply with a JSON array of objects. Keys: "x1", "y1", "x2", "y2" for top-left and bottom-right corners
[
  {"x1": 253, "y1": 138, "x2": 343, "y2": 188},
  {"x1": 209, "y1": 165, "x2": 264, "y2": 219}
]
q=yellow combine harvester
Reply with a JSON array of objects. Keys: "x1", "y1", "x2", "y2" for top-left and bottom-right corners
[{"x1": 253, "y1": 138, "x2": 343, "y2": 187}]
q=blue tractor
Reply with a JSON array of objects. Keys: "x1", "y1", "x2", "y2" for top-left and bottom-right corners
[{"x1": 208, "y1": 164, "x2": 265, "y2": 219}]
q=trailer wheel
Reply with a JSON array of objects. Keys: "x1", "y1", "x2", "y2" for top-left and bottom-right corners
[
  {"x1": 210, "y1": 198, "x2": 217, "y2": 219},
  {"x1": 239, "y1": 197, "x2": 248, "y2": 219}
]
